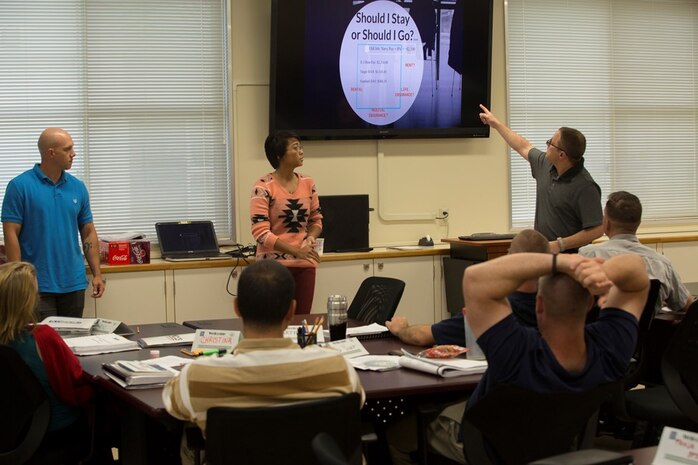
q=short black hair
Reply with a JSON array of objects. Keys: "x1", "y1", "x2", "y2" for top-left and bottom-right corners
[
  {"x1": 237, "y1": 260, "x2": 295, "y2": 326},
  {"x1": 264, "y1": 131, "x2": 300, "y2": 169},
  {"x1": 558, "y1": 127, "x2": 586, "y2": 163}
]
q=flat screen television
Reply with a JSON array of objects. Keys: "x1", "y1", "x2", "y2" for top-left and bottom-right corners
[
  {"x1": 270, "y1": 0, "x2": 493, "y2": 140},
  {"x1": 319, "y1": 194, "x2": 371, "y2": 252}
]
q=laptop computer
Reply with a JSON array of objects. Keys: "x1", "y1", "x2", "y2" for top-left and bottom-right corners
[{"x1": 155, "y1": 221, "x2": 230, "y2": 262}]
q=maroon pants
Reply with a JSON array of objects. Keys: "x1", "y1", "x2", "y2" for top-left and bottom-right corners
[{"x1": 288, "y1": 267, "x2": 316, "y2": 314}]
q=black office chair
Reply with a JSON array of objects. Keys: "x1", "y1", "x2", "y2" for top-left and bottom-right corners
[
  {"x1": 347, "y1": 276, "x2": 405, "y2": 324},
  {"x1": 0, "y1": 346, "x2": 50, "y2": 465},
  {"x1": 312, "y1": 432, "x2": 353, "y2": 465},
  {"x1": 205, "y1": 393, "x2": 363, "y2": 465},
  {"x1": 0, "y1": 346, "x2": 94, "y2": 465},
  {"x1": 624, "y1": 299, "x2": 698, "y2": 446},
  {"x1": 624, "y1": 279, "x2": 661, "y2": 389},
  {"x1": 460, "y1": 382, "x2": 620, "y2": 465}
]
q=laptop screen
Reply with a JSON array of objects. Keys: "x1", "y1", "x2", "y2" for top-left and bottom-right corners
[{"x1": 156, "y1": 221, "x2": 221, "y2": 255}]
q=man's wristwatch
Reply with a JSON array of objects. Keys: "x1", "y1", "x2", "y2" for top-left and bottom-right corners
[{"x1": 557, "y1": 237, "x2": 566, "y2": 252}]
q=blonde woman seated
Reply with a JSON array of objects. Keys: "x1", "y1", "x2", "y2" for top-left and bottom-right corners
[{"x1": 0, "y1": 262, "x2": 94, "y2": 458}]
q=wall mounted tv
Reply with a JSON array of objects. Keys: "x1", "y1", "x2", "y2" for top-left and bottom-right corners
[{"x1": 270, "y1": 0, "x2": 493, "y2": 140}]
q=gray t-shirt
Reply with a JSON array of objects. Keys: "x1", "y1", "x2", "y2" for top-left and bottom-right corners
[{"x1": 528, "y1": 148, "x2": 602, "y2": 242}]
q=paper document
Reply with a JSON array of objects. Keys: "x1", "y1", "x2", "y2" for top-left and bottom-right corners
[
  {"x1": 321, "y1": 337, "x2": 369, "y2": 359},
  {"x1": 138, "y1": 333, "x2": 196, "y2": 348},
  {"x1": 100, "y1": 231, "x2": 146, "y2": 241},
  {"x1": 347, "y1": 323, "x2": 389, "y2": 336},
  {"x1": 40, "y1": 316, "x2": 97, "y2": 337},
  {"x1": 398, "y1": 349, "x2": 488, "y2": 378},
  {"x1": 67, "y1": 333, "x2": 139, "y2": 356},
  {"x1": 350, "y1": 355, "x2": 402, "y2": 372},
  {"x1": 103, "y1": 356, "x2": 192, "y2": 389}
]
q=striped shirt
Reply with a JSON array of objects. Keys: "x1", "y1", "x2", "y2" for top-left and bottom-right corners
[{"x1": 162, "y1": 338, "x2": 365, "y2": 434}]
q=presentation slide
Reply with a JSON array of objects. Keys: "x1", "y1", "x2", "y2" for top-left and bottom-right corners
[{"x1": 339, "y1": 1, "x2": 423, "y2": 125}]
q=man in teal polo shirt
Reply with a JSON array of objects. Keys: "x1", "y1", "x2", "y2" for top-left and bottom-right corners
[{"x1": 2, "y1": 128, "x2": 105, "y2": 318}]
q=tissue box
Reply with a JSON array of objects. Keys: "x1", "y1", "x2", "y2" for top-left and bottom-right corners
[
  {"x1": 100, "y1": 241, "x2": 130, "y2": 265},
  {"x1": 99, "y1": 240, "x2": 151, "y2": 265},
  {"x1": 129, "y1": 240, "x2": 151, "y2": 264}
]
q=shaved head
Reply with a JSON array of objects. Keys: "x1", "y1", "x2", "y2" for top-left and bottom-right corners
[{"x1": 38, "y1": 128, "x2": 71, "y2": 157}]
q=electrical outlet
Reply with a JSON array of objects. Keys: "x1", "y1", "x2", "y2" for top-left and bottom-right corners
[{"x1": 438, "y1": 208, "x2": 449, "y2": 220}]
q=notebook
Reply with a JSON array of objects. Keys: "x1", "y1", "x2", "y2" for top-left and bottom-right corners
[{"x1": 155, "y1": 221, "x2": 230, "y2": 262}]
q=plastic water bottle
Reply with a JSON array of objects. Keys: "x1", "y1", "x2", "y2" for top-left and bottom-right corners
[{"x1": 464, "y1": 316, "x2": 485, "y2": 360}]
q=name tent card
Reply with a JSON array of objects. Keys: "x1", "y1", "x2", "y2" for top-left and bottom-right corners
[
  {"x1": 653, "y1": 427, "x2": 698, "y2": 465},
  {"x1": 192, "y1": 329, "x2": 240, "y2": 353}
]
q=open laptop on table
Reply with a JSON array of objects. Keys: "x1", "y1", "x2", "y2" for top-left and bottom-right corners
[{"x1": 155, "y1": 221, "x2": 230, "y2": 262}]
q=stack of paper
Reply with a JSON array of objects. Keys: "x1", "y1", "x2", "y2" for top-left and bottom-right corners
[
  {"x1": 40, "y1": 316, "x2": 134, "y2": 338},
  {"x1": 103, "y1": 355, "x2": 191, "y2": 389},
  {"x1": 137, "y1": 333, "x2": 196, "y2": 348},
  {"x1": 66, "y1": 333, "x2": 139, "y2": 356},
  {"x1": 398, "y1": 350, "x2": 488, "y2": 378},
  {"x1": 322, "y1": 323, "x2": 391, "y2": 341},
  {"x1": 40, "y1": 316, "x2": 97, "y2": 338}
]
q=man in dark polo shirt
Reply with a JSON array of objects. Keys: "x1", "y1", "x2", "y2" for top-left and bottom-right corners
[{"x1": 478, "y1": 105, "x2": 603, "y2": 253}]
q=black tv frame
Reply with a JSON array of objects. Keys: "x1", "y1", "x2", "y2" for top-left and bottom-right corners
[{"x1": 269, "y1": 0, "x2": 494, "y2": 140}]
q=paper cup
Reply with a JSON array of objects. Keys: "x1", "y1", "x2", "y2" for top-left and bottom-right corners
[{"x1": 314, "y1": 238, "x2": 324, "y2": 256}]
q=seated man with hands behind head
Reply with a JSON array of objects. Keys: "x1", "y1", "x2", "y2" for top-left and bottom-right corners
[
  {"x1": 163, "y1": 259, "x2": 364, "y2": 465},
  {"x1": 389, "y1": 251, "x2": 648, "y2": 464},
  {"x1": 386, "y1": 229, "x2": 550, "y2": 347},
  {"x1": 422, "y1": 252, "x2": 649, "y2": 464},
  {"x1": 580, "y1": 190, "x2": 694, "y2": 313}
]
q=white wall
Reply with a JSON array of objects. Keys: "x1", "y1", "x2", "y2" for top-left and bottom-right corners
[{"x1": 230, "y1": 0, "x2": 513, "y2": 247}]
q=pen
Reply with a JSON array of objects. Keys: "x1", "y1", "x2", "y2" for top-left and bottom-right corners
[
  {"x1": 136, "y1": 325, "x2": 140, "y2": 334},
  {"x1": 181, "y1": 348, "x2": 225, "y2": 357}
]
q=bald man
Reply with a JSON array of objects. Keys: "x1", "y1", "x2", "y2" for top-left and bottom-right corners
[{"x1": 2, "y1": 128, "x2": 105, "y2": 318}]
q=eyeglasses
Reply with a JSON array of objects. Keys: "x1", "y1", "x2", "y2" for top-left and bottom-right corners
[
  {"x1": 289, "y1": 144, "x2": 304, "y2": 152},
  {"x1": 545, "y1": 139, "x2": 564, "y2": 152}
]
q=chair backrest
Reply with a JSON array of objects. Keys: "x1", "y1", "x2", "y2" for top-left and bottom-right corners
[
  {"x1": 0, "y1": 345, "x2": 50, "y2": 465},
  {"x1": 347, "y1": 276, "x2": 405, "y2": 324},
  {"x1": 461, "y1": 382, "x2": 620, "y2": 465},
  {"x1": 312, "y1": 432, "x2": 351, "y2": 465},
  {"x1": 661, "y1": 300, "x2": 698, "y2": 424},
  {"x1": 624, "y1": 279, "x2": 661, "y2": 388},
  {"x1": 205, "y1": 393, "x2": 362, "y2": 465}
]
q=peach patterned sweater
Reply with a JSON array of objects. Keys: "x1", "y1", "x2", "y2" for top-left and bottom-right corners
[{"x1": 250, "y1": 172, "x2": 322, "y2": 268}]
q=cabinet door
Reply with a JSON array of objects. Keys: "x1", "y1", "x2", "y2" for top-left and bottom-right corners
[
  {"x1": 660, "y1": 242, "x2": 698, "y2": 283},
  {"x1": 94, "y1": 271, "x2": 167, "y2": 324},
  {"x1": 173, "y1": 267, "x2": 240, "y2": 323},
  {"x1": 375, "y1": 256, "x2": 435, "y2": 325},
  {"x1": 312, "y1": 260, "x2": 373, "y2": 314}
]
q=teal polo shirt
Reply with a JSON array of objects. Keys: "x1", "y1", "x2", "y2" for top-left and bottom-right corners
[{"x1": 2, "y1": 164, "x2": 92, "y2": 293}]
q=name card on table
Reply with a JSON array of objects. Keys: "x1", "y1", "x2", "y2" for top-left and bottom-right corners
[
  {"x1": 653, "y1": 427, "x2": 698, "y2": 465},
  {"x1": 192, "y1": 329, "x2": 240, "y2": 353}
]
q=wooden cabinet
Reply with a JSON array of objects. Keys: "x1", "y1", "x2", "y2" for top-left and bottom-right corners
[
  {"x1": 375, "y1": 255, "x2": 437, "y2": 325},
  {"x1": 94, "y1": 271, "x2": 168, "y2": 324},
  {"x1": 312, "y1": 259, "x2": 373, "y2": 314},
  {"x1": 90, "y1": 251, "x2": 444, "y2": 325},
  {"x1": 172, "y1": 267, "x2": 240, "y2": 323},
  {"x1": 312, "y1": 255, "x2": 438, "y2": 325},
  {"x1": 659, "y1": 242, "x2": 698, "y2": 283}
]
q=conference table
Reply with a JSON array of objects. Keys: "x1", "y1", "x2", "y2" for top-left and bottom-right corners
[{"x1": 78, "y1": 318, "x2": 480, "y2": 465}]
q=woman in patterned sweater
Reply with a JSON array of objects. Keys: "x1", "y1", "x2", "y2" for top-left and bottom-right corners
[{"x1": 250, "y1": 131, "x2": 323, "y2": 314}]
